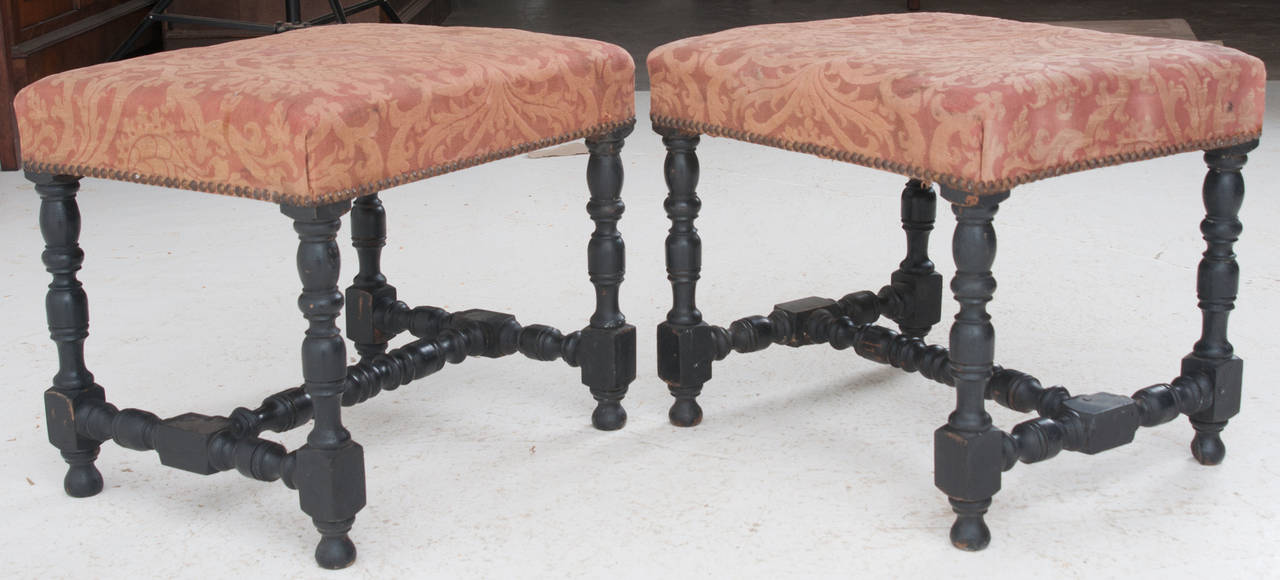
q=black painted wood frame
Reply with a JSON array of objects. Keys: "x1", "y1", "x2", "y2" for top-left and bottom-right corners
[
  {"x1": 650, "y1": 125, "x2": 1258, "y2": 551},
  {"x1": 27, "y1": 122, "x2": 637, "y2": 570}
]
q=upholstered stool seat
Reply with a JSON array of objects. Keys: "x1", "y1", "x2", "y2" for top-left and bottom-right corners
[
  {"x1": 18, "y1": 23, "x2": 634, "y2": 206},
  {"x1": 649, "y1": 13, "x2": 1264, "y2": 196},
  {"x1": 647, "y1": 12, "x2": 1264, "y2": 552},
  {"x1": 19, "y1": 24, "x2": 636, "y2": 570}
]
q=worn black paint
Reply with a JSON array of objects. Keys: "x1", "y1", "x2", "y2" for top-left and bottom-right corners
[
  {"x1": 25, "y1": 125, "x2": 1258, "y2": 561},
  {"x1": 933, "y1": 189, "x2": 1005, "y2": 551},
  {"x1": 887, "y1": 179, "x2": 944, "y2": 338},
  {"x1": 282, "y1": 201, "x2": 366, "y2": 570},
  {"x1": 347, "y1": 193, "x2": 396, "y2": 364},
  {"x1": 583, "y1": 126, "x2": 637, "y2": 430},
  {"x1": 656, "y1": 129, "x2": 711, "y2": 427},
  {"x1": 33, "y1": 173, "x2": 105, "y2": 499},
  {"x1": 26, "y1": 122, "x2": 637, "y2": 570},
  {"x1": 1186, "y1": 139, "x2": 1257, "y2": 465},
  {"x1": 648, "y1": 119, "x2": 1258, "y2": 551}
]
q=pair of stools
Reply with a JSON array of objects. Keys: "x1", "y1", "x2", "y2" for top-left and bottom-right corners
[{"x1": 16, "y1": 13, "x2": 1264, "y2": 568}]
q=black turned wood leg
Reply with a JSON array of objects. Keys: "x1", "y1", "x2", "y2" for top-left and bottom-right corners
[
  {"x1": 282, "y1": 201, "x2": 366, "y2": 570},
  {"x1": 655, "y1": 129, "x2": 714, "y2": 427},
  {"x1": 885, "y1": 179, "x2": 943, "y2": 338},
  {"x1": 347, "y1": 193, "x2": 397, "y2": 365},
  {"x1": 32, "y1": 173, "x2": 105, "y2": 498},
  {"x1": 1185, "y1": 139, "x2": 1257, "y2": 466},
  {"x1": 582, "y1": 126, "x2": 637, "y2": 431},
  {"x1": 935, "y1": 188, "x2": 1009, "y2": 551}
]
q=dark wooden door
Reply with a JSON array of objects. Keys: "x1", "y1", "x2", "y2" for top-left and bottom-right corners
[{"x1": 0, "y1": 0, "x2": 162, "y2": 170}]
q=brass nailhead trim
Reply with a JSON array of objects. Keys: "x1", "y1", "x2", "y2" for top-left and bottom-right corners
[
  {"x1": 22, "y1": 118, "x2": 638, "y2": 207},
  {"x1": 649, "y1": 114, "x2": 1262, "y2": 196}
]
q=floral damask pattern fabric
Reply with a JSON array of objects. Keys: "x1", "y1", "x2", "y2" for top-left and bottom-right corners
[
  {"x1": 648, "y1": 13, "x2": 1265, "y2": 196},
  {"x1": 17, "y1": 24, "x2": 635, "y2": 206}
]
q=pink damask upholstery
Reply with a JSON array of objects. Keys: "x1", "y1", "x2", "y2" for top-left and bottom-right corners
[
  {"x1": 648, "y1": 13, "x2": 1265, "y2": 197},
  {"x1": 16, "y1": 24, "x2": 635, "y2": 206}
]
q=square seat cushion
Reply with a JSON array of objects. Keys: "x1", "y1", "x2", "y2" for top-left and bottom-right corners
[
  {"x1": 16, "y1": 24, "x2": 635, "y2": 206},
  {"x1": 647, "y1": 13, "x2": 1265, "y2": 196}
]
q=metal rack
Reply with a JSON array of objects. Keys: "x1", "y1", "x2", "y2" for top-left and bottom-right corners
[{"x1": 109, "y1": 0, "x2": 402, "y2": 61}]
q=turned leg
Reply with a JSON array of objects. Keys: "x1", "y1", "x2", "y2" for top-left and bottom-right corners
[
  {"x1": 347, "y1": 193, "x2": 397, "y2": 365},
  {"x1": 1185, "y1": 140, "x2": 1257, "y2": 465},
  {"x1": 32, "y1": 173, "x2": 105, "y2": 498},
  {"x1": 935, "y1": 188, "x2": 1009, "y2": 551},
  {"x1": 581, "y1": 126, "x2": 637, "y2": 431},
  {"x1": 655, "y1": 129, "x2": 715, "y2": 427},
  {"x1": 282, "y1": 201, "x2": 366, "y2": 569},
  {"x1": 886, "y1": 179, "x2": 943, "y2": 338}
]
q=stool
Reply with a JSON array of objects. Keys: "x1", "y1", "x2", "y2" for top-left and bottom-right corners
[
  {"x1": 647, "y1": 13, "x2": 1264, "y2": 550},
  {"x1": 16, "y1": 23, "x2": 635, "y2": 569}
]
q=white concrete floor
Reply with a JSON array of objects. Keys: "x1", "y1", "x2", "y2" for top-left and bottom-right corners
[{"x1": 2, "y1": 89, "x2": 1278, "y2": 578}]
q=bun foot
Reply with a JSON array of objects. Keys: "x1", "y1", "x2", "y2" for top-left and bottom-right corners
[
  {"x1": 948, "y1": 498, "x2": 992, "y2": 551},
  {"x1": 591, "y1": 399, "x2": 627, "y2": 431},
  {"x1": 64, "y1": 462, "x2": 104, "y2": 498},
  {"x1": 668, "y1": 397, "x2": 702, "y2": 427},
  {"x1": 314, "y1": 532, "x2": 357, "y2": 570},
  {"x1": 1191, "y1": 420, "x2": 1227, "y2": 466}
]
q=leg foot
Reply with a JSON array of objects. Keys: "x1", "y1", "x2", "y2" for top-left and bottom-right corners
[
  {"x1": 591, "y1": 399, "x2": 627, "y2": 431},
  {"x1": 668, "y1": 394, "x2": 703, "y2": 427},
  {"x1": 581, "y1": 127, "x2": 637, "y2": 429},
  {"x1": 656, "y1": 130, "x2": 710, "y2": 425},
  {"x1": 1182, "y1": 141, "x2": 1256, "y2": 465},
  {"x1": 948, "y1": 498, "x2": 992, "y2": 551},
  {"x1": 63, "y1": 450, "x2": 103, "y2": 498},
  {"x1": 314, "y1": 519, "x2": 357, "y2": 569},
  {"x1": 33, "y1": 174, "x2": 108, "y2": 498},
  {"x1": 1190, "y1": 419, "x2": 1226, "y2": 465},
  {"x1": 936, "y1": 189, "x2": 1007, "y2": 553},
  {"x1": 578, "y1": 326, "x2": 636, "y2": 432},
  {"x1": 284, "y1": 201, "x2": 364, "y2": 570}
]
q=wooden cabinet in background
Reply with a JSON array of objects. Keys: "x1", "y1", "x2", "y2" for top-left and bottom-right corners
[{"x1": 0, "y1": 0, "x2": 162, "y2": 170}]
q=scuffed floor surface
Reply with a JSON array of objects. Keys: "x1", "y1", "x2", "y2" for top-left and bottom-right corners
[{"x1": 1, "y1": 89, "x2": 1278, "y2": 577}]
